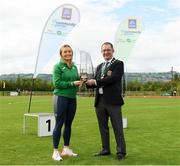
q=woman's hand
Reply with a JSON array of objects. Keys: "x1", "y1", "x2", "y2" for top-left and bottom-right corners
[{"x1": 73, "y1": 81, "x2": 82, "y2": 86}]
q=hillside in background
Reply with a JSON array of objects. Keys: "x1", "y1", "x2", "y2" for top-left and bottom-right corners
[
  {"x1": 0, "y1": 72, "x2": 179, "y2": 83},
  {"x1": 0, "y1": 74, "x2": 52, "y2": 81},
  {"x1": 125, "y1": 72, "x2": 176, "y2": 83}
]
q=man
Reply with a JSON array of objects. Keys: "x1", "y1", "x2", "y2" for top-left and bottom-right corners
[{"x1": 86, "y1": 42, "x2": 126, "y2": 160}]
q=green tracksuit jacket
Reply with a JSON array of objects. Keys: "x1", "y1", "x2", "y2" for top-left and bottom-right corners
[{"x1": 53, "y1": 60, "x2": 79, "y2": 98}]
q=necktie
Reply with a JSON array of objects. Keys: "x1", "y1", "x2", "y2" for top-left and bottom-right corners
[
  {"x1": 105, "y1": 62, "x2": 109, "y2": 69},
  {"x1": 101, "y1": 62, "x2": 109, "y2": 78}
]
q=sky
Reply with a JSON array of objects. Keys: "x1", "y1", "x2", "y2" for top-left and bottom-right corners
[{"x1": 0, "y1": 0, "x2": 180, "y2": 74}]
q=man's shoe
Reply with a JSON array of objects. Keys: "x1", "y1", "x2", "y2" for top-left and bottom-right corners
[
  {"x1": 94, "y1": 150, "x2": 111, "y2": 156},
  {"x1": 52, "y1": 151, "x2": 63, "y2": 161},
  {"x1": 116, "y1": 153, "x2": 125, "y2": 160}
]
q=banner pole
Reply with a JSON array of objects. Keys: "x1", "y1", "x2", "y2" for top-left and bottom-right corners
[{"x1": 27, "y1": 77, "x2": 35, "y2": 113}]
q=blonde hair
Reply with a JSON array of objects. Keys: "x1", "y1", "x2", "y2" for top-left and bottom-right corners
[{"x1": 59, "y1": 44, "x2": 73, "y2": 56}]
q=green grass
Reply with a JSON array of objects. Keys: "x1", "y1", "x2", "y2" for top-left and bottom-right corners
[{"x1": 0, "y1": 96, "x2": 180, "y2": 165}]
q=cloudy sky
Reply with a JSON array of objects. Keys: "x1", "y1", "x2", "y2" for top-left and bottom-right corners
[{"x1": 0, "y1": 0, "x2": 180, "y2": 74}]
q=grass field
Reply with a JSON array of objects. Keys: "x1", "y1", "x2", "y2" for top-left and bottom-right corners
[{"x1": 0, "y1": 96, "x2": 180, "y2": 165}]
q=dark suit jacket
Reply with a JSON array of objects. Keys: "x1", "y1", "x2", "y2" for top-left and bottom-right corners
[{"x1": 94, "y1": 58, "x2": 124, "y2": 107}]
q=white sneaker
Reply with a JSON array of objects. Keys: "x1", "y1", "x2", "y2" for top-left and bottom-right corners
[
  {"x1": 52, "y1": 150, "x2": 63, "y2": 161},
  {"x1": 61, "y1": 147, "x2": 78, "y2": 157}
]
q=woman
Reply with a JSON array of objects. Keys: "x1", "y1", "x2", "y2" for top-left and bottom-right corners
[{"x1": 52, "y1": 44, "x2": 81, "y2": 161}]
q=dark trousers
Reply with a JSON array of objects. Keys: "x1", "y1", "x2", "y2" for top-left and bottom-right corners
[
  {"x1": 52, "y1": 96, "x2": 76, "y2": 149},
  {"x1": 95, "y1": 96, "x2": 126, "y2": 155}
]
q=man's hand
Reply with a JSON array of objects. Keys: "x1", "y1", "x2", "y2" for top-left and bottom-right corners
[{"x1": 86, "y1": 79, "x2": 96, "y2": 86}]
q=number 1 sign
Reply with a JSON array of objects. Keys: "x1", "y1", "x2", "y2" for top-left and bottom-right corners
[
  {"x1": 38, "y1": 114, "x2": 55, "y2": 137},
  {"x1": 23, "y1": 113, "x2": 55, "y2": 137}
]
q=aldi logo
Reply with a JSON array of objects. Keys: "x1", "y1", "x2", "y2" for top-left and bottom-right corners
[
  {"x1": 128, "y1": 19, "x2": 137, "y2": 29},
  {"x1": 61, "y1": 7, "x2": 72, "y2": 20}
]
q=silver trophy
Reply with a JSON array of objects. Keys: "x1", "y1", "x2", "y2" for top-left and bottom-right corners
[{"x1": 80, "y1": 73, "x2": 88, "y2": 84}]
